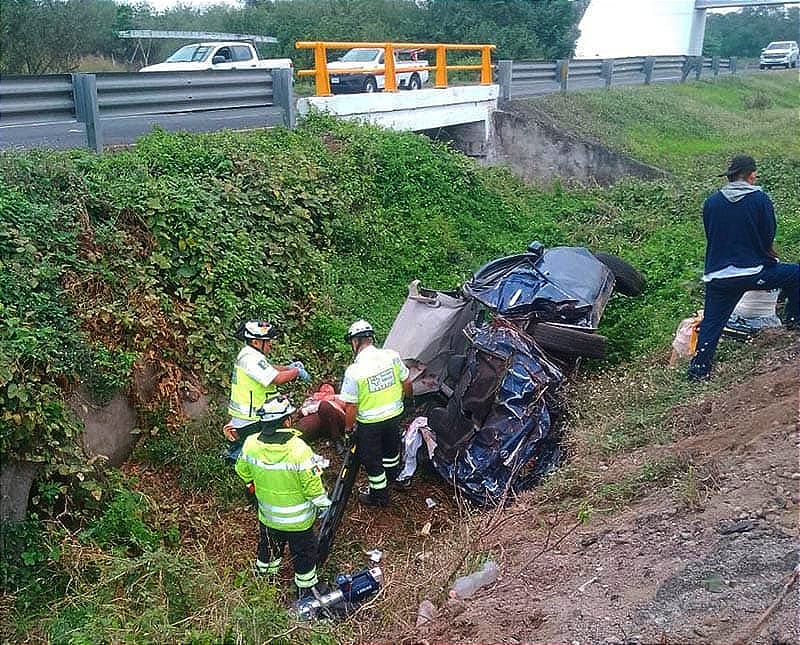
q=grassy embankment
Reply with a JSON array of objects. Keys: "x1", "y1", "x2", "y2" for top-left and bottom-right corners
[{"x1": 0, "y1": 71, "x2": 797, "y2": 643}]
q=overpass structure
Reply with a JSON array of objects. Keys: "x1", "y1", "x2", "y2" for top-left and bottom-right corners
[{"x1": 575, "y1": 0, "x2": 794, "y2": 58}]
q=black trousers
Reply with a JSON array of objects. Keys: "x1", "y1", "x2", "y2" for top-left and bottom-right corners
[
  {"x1": 356, "y1": 415, "x2": 401, "y2": 494},
  {"x1": 258, "y1": 523, "x2": 317, "y2": 585},
  {"x1": 689, "y1": 263, "x2": 800, "y2": 378}
]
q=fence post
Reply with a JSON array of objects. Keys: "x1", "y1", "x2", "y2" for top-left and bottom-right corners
[
  {"x1": 680, "y1": 56, "x2": 692, "y2": 82},
  {"x1": 313, "y1": 43, "x2": 331, "y2": 96},
  {"x1": 643, "y1": 57, "x2": 655, "y2": 85},
  {"x1": 73, "y1": 73, "x2": 102, "y2": 153},
  {"x1": 730, "y1": 56, "x2": 737, "y2": 74},
  {"x1": 71, "y1": 73, "x2": 86, "y2": 123},
  {"x1": 496, "y1": 59, "x2": 512, "y2": 102},
  {"x1": 694, "y1": 56, "x2": 702, "y2": 80},
  {"x1": 272, "y1": 68, "x2": 295, "y2": 129},
  {"x1": 602, "y1": 59, "x2": 614, "y2": 88},
  {"x1": 435, "y1": 45, "x2": 448, "y2": 88},
  {"x1": 556, "y1": 59, "x2": 569, "y2": 93},
  {"x1": 712, "y1": 56, "x2": 720, "y2": 77}
]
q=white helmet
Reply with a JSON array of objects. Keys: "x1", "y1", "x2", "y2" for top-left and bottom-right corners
[
  {"x1": 345, "y1": 319, "x2": 374, "y2": 342},
  {"x1": 235, "y1": 320, "x2": 278, "y2": 341},
  {"x1": 256, "y1": 395, "x2": 296, "y2": 424}
]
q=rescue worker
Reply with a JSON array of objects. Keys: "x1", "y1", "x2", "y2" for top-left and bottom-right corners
[
  {"x1": 235, "y1": 395, "x2": 331, "y2": 599},
  {"x1": 223, "y1": 320, "x2": 310, "y2": 460},
  {"x1": 340, "y1": 319, "x2": 412, "y2": 507}
]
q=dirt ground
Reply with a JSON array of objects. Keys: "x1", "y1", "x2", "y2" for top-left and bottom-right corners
[
  {"x1": 407, "y1": 334, "x2": 800, "y2": 645},
  {"x1": 121, "y1": 334, "x2": 798, "y2": 645}
]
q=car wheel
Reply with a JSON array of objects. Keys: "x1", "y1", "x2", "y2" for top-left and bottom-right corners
[
  {"x1": 408, "y1": 73, "x2": 421, "y2": 90},
  {"x1": 363, "y1": 77, "x2": 378, "y2": 93},
  {"x1": 531, "y1": 323, "x2": 608, "y2": 359},
  {"x1": 592, "y1": 252, "x2": 645, "y2": 296},
  {"x1": 760, "y1": 64, "x2": 765, "y2": 70}
]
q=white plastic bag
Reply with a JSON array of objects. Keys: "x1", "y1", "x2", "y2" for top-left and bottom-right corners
[{"x1": 670, "y1": 310, "x2": 703, "y2": 364}]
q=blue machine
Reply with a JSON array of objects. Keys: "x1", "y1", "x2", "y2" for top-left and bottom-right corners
[{"x1": 295, "y1": 567, "x2": 383, "y2": 619}]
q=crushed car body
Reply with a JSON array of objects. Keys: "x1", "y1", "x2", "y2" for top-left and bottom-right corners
[{"x1": 384, "y1": 242, "x2": 643, "y2": 505}]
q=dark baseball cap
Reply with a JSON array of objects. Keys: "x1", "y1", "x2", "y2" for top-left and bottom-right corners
[{"x1": 719, "y1": 155, "x2": 756, "y2": 178}]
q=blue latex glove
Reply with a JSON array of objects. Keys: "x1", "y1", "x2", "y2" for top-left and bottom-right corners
[
  {"x1": 289, "y1": 360, "x2": 305, "y2": 371},
  {"x1": 295, "y1": 366, "x2": 310, "y2": 382}
]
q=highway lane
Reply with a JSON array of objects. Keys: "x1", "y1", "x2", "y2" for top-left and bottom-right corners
[
  {"x1": 0, "y1": 105, "x2": 286, "y2": 151},
  {"x1": 1, "y1": 67, "x2": 761, "y2": 151}
]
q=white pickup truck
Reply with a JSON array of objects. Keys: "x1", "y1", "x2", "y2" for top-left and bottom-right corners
[
  {"x1": 327, "y1": 47, "x2": 429, "y2": 93},
  {"x1": 140, "y1": 41, "x2": 292, "y2": 72}
]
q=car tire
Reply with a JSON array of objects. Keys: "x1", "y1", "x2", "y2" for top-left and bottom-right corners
[
  {"x1": 760, "y1": 64, "x2": 765, "y2": 70},
  {"x1": 363, "y1": 77, "x2": 378, "y2": 93},
  {"x1": 592, "y1": 252, "x2": 645, "y2": 296},
  {"x1": 408, "y1": 73, "x2": 422, "y2": 90},
  {"x1": 531, "y1": 323, "x2": 608, "y2": 359}
]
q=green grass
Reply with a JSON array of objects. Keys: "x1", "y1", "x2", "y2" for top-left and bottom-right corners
[
  {"x1": 534, "y1": 72, "x2": 800, "y2": 174},
  {"x1": 1, "y1": 72, "x2": 798, "y2": 644}
]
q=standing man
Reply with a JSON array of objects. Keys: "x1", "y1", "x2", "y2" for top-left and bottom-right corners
[
  {"x1": 688, "y1": 155, "x2": 799, "y2": 382},
  {"x1": 235, "y1": 395, "x2": 331, "y2": 598},
  {"x1": 224, "y1": 320, "x2": 310, "y2": 460},
  {"x1": 340, "y1": 319, "x2": 412, "y2": 507}
]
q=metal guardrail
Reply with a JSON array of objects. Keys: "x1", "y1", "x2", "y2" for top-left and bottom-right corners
[
  {"x1": 0, "y1": 68, "x2": 294, "y2": 152},
  {"x1": 1, "y1": 54, "x2": 739, "y2": 152},
  {"x1": 95, "y1": 70, "x2": 277, "y2": 117},
  {"x1": 501, "y1": 55, "x2": 737, "y2": 98},
  {"x1": 0, "y1": 74, "x2": 75, "y2": 124}
]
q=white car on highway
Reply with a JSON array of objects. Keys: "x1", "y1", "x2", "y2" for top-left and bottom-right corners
[
  {"x1": 759, "y1": 40, "x2": 799, "y2": 69},
  {"x1": 327, "y1": 47, "x2": 429, "y2": 93}
]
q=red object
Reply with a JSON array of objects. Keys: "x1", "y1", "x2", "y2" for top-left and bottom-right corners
[{"x1": 246, "y1": 482, "x2": 255, "y2": 495}]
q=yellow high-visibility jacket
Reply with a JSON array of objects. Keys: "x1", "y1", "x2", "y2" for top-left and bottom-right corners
[{"x1": 235, "y1": 428, "x2": 331, "y2": 531}]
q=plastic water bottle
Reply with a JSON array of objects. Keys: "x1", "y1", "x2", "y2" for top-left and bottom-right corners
[{"x1": 448, "y1": 560, "x2": 499, "y2": 599}]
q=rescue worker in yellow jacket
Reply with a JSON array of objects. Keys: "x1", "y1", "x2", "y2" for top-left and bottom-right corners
[
  {"x1": 235, "y1": 395, "x2": 331, "y2": 599},
  {"x1": 224, "y1": 320, "x2": 310, "y2": 460},
  {"x1": 340, "y1": 319, "x2": 412, "y2": 507}
]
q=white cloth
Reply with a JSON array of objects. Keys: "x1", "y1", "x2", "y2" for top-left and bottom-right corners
[
  {"x1": 398, "y1": 416, "x2": 437, "y2": 481},
  {"x1": 703, "y1": 264, "x2": 762, "y2": 282}
]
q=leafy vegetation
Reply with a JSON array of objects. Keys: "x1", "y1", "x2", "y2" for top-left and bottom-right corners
[
  {"x1": 1, "y1": 73, "x2": 798, "y2": 643},
  {"x1": 4, "y1": 0, "x2": 798, "y2": 76},
  {"x1": 1, "y1": 0, "x2": 582, "y2": 74},
  {"x1": 704, "y1": 6, "x2": 800, "y2": 58}
]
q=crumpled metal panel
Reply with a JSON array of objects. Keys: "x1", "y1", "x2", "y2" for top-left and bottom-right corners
[
  {"x1": 463, "y1": 246, "x2": 613, "y2": 327},
  {"x1": 431, "y1": 320, "x2": 565, "y2": 505}
]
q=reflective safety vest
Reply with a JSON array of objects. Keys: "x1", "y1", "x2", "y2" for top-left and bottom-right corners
[
  {"x1": 228, "y1": 345, "x2": 278, "y2": 421},
  {"x1": 345, "y1": 346, "x2": 407, "y2": 424},
  {"x1": 235, "y1": 429, "x2": 331, "y2": 532}
]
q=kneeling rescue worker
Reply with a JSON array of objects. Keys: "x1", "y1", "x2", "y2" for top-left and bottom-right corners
[
  {"x1": 235, "y1": 395, "x2": 331, "y2": 599},
  {"x1": 340, "y1": 319, "x2": 412, "y2": 507}
]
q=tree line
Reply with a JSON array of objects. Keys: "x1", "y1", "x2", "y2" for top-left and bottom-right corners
[
  {"x1": 0, "y1": 0, "x2": 583, "y2": 74},
  {"x1": 704, "y1": 7, "x2": 800, "y2": 58},
  {"x1": 1, "y1": 1, "x2": 797, "y2": 75}
]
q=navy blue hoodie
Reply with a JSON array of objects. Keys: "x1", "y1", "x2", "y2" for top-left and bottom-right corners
[{"x1": 702, "y1": 182, "x2": 776, "y2": 276}]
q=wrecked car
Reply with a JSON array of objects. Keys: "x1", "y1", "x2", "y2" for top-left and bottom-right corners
[{"x1": 383, "y1": 241, "x2": 644, "y2": 505}]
